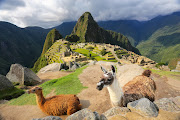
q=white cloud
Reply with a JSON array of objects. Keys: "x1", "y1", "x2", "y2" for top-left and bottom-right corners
[{"x1": 0, "y1": 0, "x2": 180, "y2": 28}]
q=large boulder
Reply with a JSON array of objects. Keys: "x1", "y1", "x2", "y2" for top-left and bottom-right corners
[
  {"x1": 0, "y1": 74, "x2": 13, "y2": 91},
  {"x1": 24, "y1": 67, "x2": 42, "y2": 85},
  {"x1": 127, "y1": 98, "x2": 159, "y2": 117},
  {"x1": 170, "y1": 96, "x2": 180, "y2": 108},
  {"x1": 66, "y1": 108, "x2": 99, "y2": 120},
  {"x1": 38, "y1": 63, "x2": 61, "y2": 74},
  {"x1": 102, "y1": 107, "x2": 130, "y2": 118},
  {"x1": 6, "y1": 64, "x2": 24, "y2": 84},
  {"x1": 154, "y1": 98, "x2": 180, "y2": 112},
  {"x1": 6, "y1": 64, "x2": 42, "y2": 85}
]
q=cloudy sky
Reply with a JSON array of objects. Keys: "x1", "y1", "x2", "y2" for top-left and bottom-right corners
[{"x1": 0, "y1": 0, "x2": 180, "y2": 28}]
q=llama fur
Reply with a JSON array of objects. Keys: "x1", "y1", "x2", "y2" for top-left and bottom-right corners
[
  {"x1": 98, "y1": 65, "x2": 156, "y2": 107},
  {"x1": 28, "y1": 86, "x2": 81, "y2": 116},
  {"x1": 122, "y1": 71, "x2": 156, "y2": 106}
]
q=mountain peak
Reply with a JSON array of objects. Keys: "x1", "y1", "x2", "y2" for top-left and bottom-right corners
[
  {"x1": 80, "y1": 12, "x2": 94, "y2": 21},
  {"x1": 70, "y1": 12, "x2": 139, "y2": 54},
  {"x1": 41, "y1": 28, "x2": 63, "y2": 55}
]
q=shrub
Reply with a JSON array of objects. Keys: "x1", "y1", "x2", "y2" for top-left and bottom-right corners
[{"x1": 155, "y1": 62, "x2": 166, "y2": 69}]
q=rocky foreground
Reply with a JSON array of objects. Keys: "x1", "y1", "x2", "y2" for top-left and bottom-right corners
[
  {"x1": 33, "y1": 96, "x2": 180, "y2": 120},
  {"x1": 1, "y1": 63, "x2": 180, "y2": 120}
]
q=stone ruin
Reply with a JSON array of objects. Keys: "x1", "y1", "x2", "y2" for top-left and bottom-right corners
[{"x1": 172, "y1": 61, "x2": 180, "y2": 72}]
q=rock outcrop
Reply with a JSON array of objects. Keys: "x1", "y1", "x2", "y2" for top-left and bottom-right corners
[
  {"x1": 38, "y1": 63, "x2": 62, "y2": 74},
  {"x1": 127, "y1": 98, "x2": 159, "y2": 117},
  {"x1": 66, "y1": 108, "x2": 99, "y2": 120},
  {"x1": 0, "y1": 74, "x2": 13, "y2": 91},
  {"x1": 154, "y1": 97, "x2": 180, "y2": 112},
  {"x1": 63, "y1": 96, "x2": 180, "y2": 120},
  {"x1": 6, "y1": 64, "x2": 42, "y2": 85},
  {"x1": 102, "y1": 107, "x2": 130, "y2": 118}
]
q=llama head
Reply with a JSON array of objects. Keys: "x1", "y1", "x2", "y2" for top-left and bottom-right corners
[
  {"x1": 27, "y1": 86, "x2": 42, "y2": 94},
  {"x1": 96, "y1": 65, "x2": 116, "y2": 91}
]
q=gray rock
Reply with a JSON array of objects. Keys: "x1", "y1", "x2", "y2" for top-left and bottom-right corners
[
  {"x1": 38, "y1": 63, "x2": 61, "y2": 73},
  {"x1": 6, "y1": 64, "x2": 24, "y2": 84},
  {"x1": 127, "y1": 98, "x2": 159, "y2": 117},
  {"x1": 70, "y1": 63, "x2": 80, "y2": 70},
  {"x1": 154, "y1": 98, "x2": 180, "y2": 112},
  {"x1": 102, "y1": 107, "x2": 130, "y2": 118},
  {"x1": 24, "y1": 67, "x2": 42, "y2": 85},
  {"x1": 0, "y1": 74, "x2": 14, "y2": 91},
  {"x1": 32, "y1": 116, "x2": 62, "y2": 120},
  {"x1": 172, "y1": 96, "x2": 180, "y2": 108},
  {"x1": 99, "y1": 114, "x2": 108, "y2": 120},
  {"x1": 6, "y1": 64, "x2": 42, "y2": 86},
  {"x1": 66, "y1": 108, "x2": 98, "y2": 120}
]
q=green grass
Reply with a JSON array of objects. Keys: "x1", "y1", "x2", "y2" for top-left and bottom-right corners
[
  {"x1": 0, "y1": 87, "x2": 24, "y2": 100},
  {"x1": 145, "y1": 68, "x2": 180, "y2": 80},
  {"x1": 74, "y1": 48, "x2": 117, "y2": 62},
  {"x1": 9, "y1": 66, "x2": 88, "y2": 105},
  {"x1": 94, "y1": 56, "x2": 106, "y2": 61},
  {"x1": 74, "y1": 48, "x2": 97, "y2": 57},
  {"x1": 104, "y1": 59, "x2": 117, "y2": 62}
]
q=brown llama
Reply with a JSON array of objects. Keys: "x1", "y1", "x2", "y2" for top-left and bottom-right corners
[
  {"x1": 27, "y1": 86, "x2": 81, "y2": 116},
  {"x1": 96, "y1": 65, "x2": 156, "y2": 107}
]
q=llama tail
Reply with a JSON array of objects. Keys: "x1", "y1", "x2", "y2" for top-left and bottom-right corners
[{"x1": 142, "y1": 69, "x2": 152, "y2": 77}]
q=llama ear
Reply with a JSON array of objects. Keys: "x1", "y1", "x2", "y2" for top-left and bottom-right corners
[
  {"x1": 101, "y1": 66, "x2": 107, "y2": 73},
  {"x1": 111, "y1": 65, "x2": 115, "y2": 74}
]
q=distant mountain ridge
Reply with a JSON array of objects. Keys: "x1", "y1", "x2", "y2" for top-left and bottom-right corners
[
  {"x1": 0, "y1": 21, "x2": 49, "y2": 75},
  {"x1": 1, "y1": 11, "x2": 180, "y2": 74}
]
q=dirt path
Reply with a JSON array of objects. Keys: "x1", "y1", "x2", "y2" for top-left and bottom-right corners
[
  {"x1": 152, "y1": 74, "x2": 180, "y2": 100},
  {"x1": 0, "y1": 64, "x2": 180, "y2": 120},
  {"x1": 77, "y1": 64, "x2": 112, "y2": 114}
]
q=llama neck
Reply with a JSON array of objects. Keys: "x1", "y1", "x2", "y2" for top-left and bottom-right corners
[
  {"x1": 36, "y1": 91, "x2": 45, "y2": 107},
  {"x1": 107, "y1": 77, "x2": 124, "y2": 106}
]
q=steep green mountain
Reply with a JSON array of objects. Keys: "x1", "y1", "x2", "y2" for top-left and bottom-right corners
[
  {"x1": 0, "y1": 22, "x2": 48, "y2": 75},
  {"x1": 32, "y1": 29, "x2": 63, "y2": 72},
  {"x1": 68, "y1": 12, "x2": 139, "y2": 54},
  {"x1": 137, "y1": 23, "x2": 180, "y2": 64},
  {"x1": 41, "y1": 28, "x2": 63, "y2": 55}
]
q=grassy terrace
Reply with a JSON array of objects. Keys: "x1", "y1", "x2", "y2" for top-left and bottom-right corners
[
  {"x1": 9, "y1": 66, "x2": 87, "y2": 105},
  {"x1": 74, "y1": 48, "x2": 117, "y2": 62},
  {"x1": 145, "y1": 68, "x2": 180, "y2": 81}
]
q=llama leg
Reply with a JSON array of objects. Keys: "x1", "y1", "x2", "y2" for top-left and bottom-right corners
[
  {"x1": 67, "y1": 102, "x2": 81, "y2": 115},
  {"x1": 67, "y1": 106, "x2": 77, "y2": 115}
]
